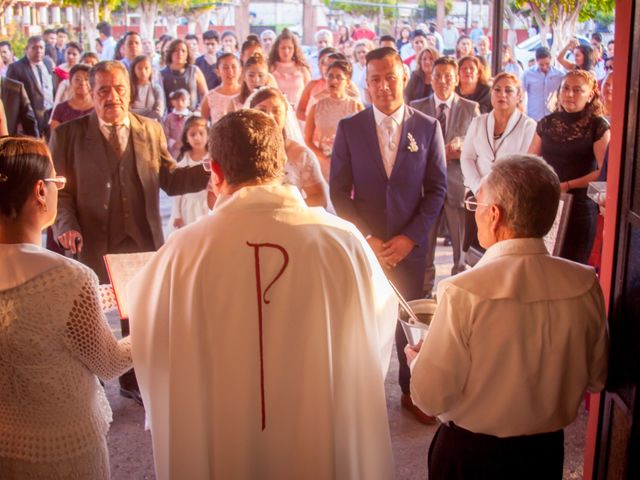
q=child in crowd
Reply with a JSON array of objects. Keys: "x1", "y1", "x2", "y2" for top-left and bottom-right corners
[
  {"x1": 129, "y1": 55, "x2": 166, "y2": 121},
  {"x1": 164, "y1": 89, "x2": 192, "y2": 159},
  {"x1": 200, "y1": 53, "x2": 242, "y2": 124},
  {"x1": 168, "y1": 116, "x2": 211, "y2": 233}
]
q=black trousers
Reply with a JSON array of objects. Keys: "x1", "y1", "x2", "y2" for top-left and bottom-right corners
[{"x1": 428, "y1": 423, "x2": 564, "y2": 480}]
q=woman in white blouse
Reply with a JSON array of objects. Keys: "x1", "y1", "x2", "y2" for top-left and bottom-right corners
[
  {"x1": 0, "y1": 137, "x2": 132, "y2": 479},
  {"x1": 461, "y1": 72, "x2": 537, "y2": 195}
]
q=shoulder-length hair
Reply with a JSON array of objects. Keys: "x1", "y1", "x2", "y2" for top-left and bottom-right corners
[
  {"x1": 557, "y1": 69, "x2": 605, "y2": 117},
  {"x1": 458, "y1": 55, "x2": 490, "y2": 86},
  {"x1": 268, "y1": 28, "x2": 309, "y2": 70},
  {"x1": 164, "y1": 39, "x2": 194, "y2": 67},
  {"x1": 177, "y1": 116, "x2": 209, "y2": 162}
]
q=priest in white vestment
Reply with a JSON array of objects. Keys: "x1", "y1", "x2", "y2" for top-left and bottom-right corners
[{"x1": 128, "y1": 109, "x2": 399, "y2": 480}]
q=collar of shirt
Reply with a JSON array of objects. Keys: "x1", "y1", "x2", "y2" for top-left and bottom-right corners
[
  {"x1": 372, "y1": 103, "x2": 405, "y2": 128},
  {"x1": 98, "y1": 115, "x2": 131, "y2": 130},
  {"x1": 172, "y1": 108, "x2": 191, "y2": 117},
  {"x1": 434, "y1": 93, "x2": 454, "y2": 110},
  {"x1": 476, "y1": 237, "x2": 548, "y2": 267}
]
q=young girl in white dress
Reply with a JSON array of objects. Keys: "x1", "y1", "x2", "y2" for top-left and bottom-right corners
[
  {"x1": 200, "y1": 53, "x2": 242, "y2": 125},
  {"x1": 168, "y1": 116, "x2": 210, "y2": 233}
]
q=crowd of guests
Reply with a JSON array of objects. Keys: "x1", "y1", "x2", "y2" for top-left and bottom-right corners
[{"x1": 0, "y1": 17, "x2": 613, "y2": 479}]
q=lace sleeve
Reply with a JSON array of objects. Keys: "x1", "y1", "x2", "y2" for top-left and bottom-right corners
[
  {"x1": 593, "y1": 116, "x2": 611, "y2": 142},
  {"x1": 97, "y1": 284, "x2": 118, "y2": 312},
  {"x1": 63, "y1": 272, "x2": 132, "y2": 381},
  {"x1": 297, "y1": 147, "x2": 325, "y2": 190}
]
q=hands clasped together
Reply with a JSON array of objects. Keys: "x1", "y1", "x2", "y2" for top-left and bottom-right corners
[{"x1": 367, "y1": 234, "x2": 415, "y2": 270}]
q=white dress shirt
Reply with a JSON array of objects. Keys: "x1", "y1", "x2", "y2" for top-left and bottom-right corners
[
  {"x1": 433, "y1": 94, "x2": 454, "y2": 136},
  {"x1": 460, "y1": 110, "x2": 537, "y2": 194},
  {"x1": 373, "y1": 104, "x2": 405, "y2": 177},
  {"x1": 98, "y1": 114, "x2": 131, "y2": 149},
  {"x1": 30, "y1": 61, "x2": 54, "y2": 109},
  {"x1": 410, "y1": 238, "x2": 608, "y2": 438}
]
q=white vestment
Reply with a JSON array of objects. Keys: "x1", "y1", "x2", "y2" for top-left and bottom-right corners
[{"x1": 129, "y1": 184, "x2": 398, "y2": 480}]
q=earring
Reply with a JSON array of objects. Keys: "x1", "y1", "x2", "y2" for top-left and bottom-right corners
[{"x1": 41, "y1": 202, "x2": 48, "y2": 212}]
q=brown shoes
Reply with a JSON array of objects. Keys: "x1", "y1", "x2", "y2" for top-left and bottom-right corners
[{"x1": 401, "y1": 393, "x2": 437, "y2": 425}]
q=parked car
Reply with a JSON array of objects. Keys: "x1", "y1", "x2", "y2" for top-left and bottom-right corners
[{"x1": 514, "y1": 34, "x2": 590, "y2": 68}]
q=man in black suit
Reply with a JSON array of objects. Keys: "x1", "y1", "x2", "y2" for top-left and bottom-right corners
[
  {"x1": 6, "y1": 36, "x2": 55, "y2": 138},
  {"x1": 0, "y1": 76, "x2": 39, "y2": 136}
]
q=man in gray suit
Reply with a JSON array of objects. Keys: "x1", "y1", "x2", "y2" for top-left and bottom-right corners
[
  {"x1": 51, "y1": 61, "x2": 209, "y2": 404},
  {"x1": 411, "y1": 56, "x2": 479, "y2": 297}
]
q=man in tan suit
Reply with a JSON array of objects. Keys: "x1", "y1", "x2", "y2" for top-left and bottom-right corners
[{"x1": 51, "y1": 61, "x2": 209, "y2": 403}]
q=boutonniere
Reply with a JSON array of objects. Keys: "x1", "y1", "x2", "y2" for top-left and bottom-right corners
[{"x1": 407, "y1": 132, "x2": 419, "y2": 153}]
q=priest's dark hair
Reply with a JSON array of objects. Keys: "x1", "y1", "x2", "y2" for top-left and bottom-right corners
[
  {"x1": 0, "y1": 136, "x2": 51, "y2": 220},
  {"x1": 208, "y1": 110, "x2": 285, "y2": 186}
]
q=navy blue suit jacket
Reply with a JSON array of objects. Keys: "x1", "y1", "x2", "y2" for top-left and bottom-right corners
[{"x1": 330, "y1": 105, "x2": 447, "y2": 264}]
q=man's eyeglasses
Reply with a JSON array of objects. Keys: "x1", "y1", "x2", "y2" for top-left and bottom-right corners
[
  {"x1": 44, "y1": 176, "x2": 67, "y2": 190},
  {"x1": 464, "y1": 198, "x2": 489, "y2": 211}
]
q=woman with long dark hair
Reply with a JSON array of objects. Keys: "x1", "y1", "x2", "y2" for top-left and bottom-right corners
[
  {"x1": 557, "y1": 39, "x2": 595, "y2": 72},
  {"x1": 268, "y1": 29, "x2": 311, "y2": 108},
  {"x1": 404, "y1": 47, "x2": 440, "y2": 102}
]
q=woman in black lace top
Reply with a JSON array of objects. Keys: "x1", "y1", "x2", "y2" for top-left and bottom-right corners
[{"x1": 528, "y1": 70, "x2": 610, "y2": 264}]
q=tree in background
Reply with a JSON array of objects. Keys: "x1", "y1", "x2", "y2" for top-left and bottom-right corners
[{"x1": 514, "y1": 0, "x2": 615, "y2": 56}]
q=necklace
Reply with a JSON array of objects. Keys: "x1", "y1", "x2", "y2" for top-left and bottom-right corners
[{"x1": 485, "y1": 111, "x2": 523, "y2": 162}]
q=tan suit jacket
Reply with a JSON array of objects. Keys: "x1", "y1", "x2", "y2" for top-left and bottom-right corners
[{"x1": 51, "y1": 111, "x2": 209, "y2": 280}]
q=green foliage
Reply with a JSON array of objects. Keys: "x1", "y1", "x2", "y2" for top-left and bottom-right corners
[
  {"x1": 417, "y1": 0, "x2": 453, "y2": 20},
  {"x1": 7, "y1": 24, "x2": 28, "y2": 57},
  {"x1": 324, "y1": 0, "x2": 399, "y2": 20},
  {"x1": 594, "y1": 10, "x2": 614, "y2": 27},
  {"x1": 514, "y1": 0, "x2": 614, "y2": 23},
  {"x1": 577, "y1": 0, "x2": 614, "y2": 22}
]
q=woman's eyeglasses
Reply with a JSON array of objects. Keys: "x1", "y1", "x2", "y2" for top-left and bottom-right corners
[{"x1": 43, "y1": 176, "x2": 67, "y2": 190}]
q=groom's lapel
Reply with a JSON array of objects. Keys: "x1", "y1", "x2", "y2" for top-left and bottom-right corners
[{"x1": 390, "y1": 106, "x2": 413, "y2": 178}]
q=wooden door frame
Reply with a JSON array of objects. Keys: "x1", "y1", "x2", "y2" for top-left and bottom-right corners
[{"x1": 583, "y1": 1, "x2": 639, "y2": 478}]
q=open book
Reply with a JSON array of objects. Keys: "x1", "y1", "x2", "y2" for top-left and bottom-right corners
[{"x1": 103, "y1": 252, "x2": 155, "y2": 319}]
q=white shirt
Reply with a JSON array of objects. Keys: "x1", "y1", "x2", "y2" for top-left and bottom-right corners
[
  {"x1": 373, "y1": 103, "x2": 405, "y2": 177},
  {"x1": 460, "y1": 110, "x2": 537, "y2": 194},
  {"x1": 30, "y1": 61, "x2": 54, "y2": 109},
  {"x1": 129, "y1": 185, "x2": 398, "y2": 480},
  {"x1": 442, "y1": 27, "x2": 459, "y2": 50},
  {"x1": 410, "y1": 238, "x2": 608, "y2": 437},
  {"x1": 100, "y1": 36, "x2": 116, "y2": 61},
  {"x1": 98, "y1": 114, "x2": 131, "y2": 149}
]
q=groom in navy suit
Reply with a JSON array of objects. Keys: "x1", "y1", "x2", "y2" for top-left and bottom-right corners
[{"x1": 330, "y1": 47, "x2": 447, "y2": 423}]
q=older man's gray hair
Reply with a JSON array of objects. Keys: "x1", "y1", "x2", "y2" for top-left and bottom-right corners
[
  {"x1": 484, "y1": 154, "x2": 560, "y2": 238},
  {"x1": 315, "y1": 29, "x2": 334, "y2": 45},
  {"x1": 89, "y1": 60, "x2": 129, "y2": 89}
]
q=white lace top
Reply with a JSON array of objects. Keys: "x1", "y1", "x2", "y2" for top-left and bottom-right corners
[{"x1": 0, "y1": 244, "x2": 132, "y2": 463}]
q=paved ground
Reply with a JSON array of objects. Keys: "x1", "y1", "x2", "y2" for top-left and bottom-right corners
[{"x1": 104, "y1": 231, "x2": 588, "y2": 479}]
